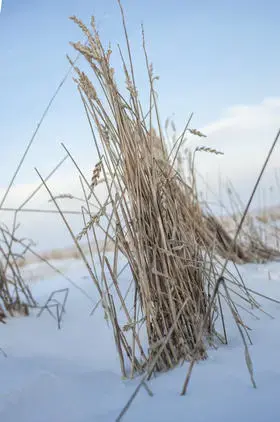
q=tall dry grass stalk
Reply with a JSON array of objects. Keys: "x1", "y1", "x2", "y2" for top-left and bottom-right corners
[{"x1": 65, "y1": 9, "x2": 258, "y2": 378}]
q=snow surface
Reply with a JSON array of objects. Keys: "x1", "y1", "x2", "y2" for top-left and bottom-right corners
[{"x1": 1, "y1": 259, "x2": 280, "y2": 422}]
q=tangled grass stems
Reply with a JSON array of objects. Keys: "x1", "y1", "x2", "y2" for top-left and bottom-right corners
[{"x1": 65, "y1": 4, "x2": 265, "y2": 389}]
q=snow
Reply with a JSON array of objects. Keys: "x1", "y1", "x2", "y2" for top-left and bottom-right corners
[{"x1": 1, "y1": 259, "x2": 280, "y2": 422}]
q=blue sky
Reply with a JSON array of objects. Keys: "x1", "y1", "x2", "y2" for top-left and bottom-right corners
[
  {"x1": 2, "y1": 0, "x2": 280, "y2": 147},
  {"x1": 2, "y1": 0, "x2": 280, "y2": 151},
  {"x1": 1, "y1": 0, "x2": 280, "y2": 248}
]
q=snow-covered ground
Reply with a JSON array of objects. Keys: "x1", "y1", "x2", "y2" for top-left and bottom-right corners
[{"x1": 1, "y1": 259, "x2": 280, "y2": 422}]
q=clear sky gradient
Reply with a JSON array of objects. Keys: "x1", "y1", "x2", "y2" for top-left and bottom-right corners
[{"x1": 1, "y1": 0, "x2": 280, "y2": 248}]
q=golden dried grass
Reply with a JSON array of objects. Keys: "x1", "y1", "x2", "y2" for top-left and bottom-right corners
[{"x1": 67, "y1": 10, "x2": 258, "y2": 377}]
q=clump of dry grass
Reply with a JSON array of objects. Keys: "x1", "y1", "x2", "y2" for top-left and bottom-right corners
[
  {"x1": 62, "y1": 8, "x2": 259, "y2": 380},
  {"x1": 186, "y1": 156, "x2": 280, "y2": 264},
  {"x1": 221, "y1": 184, "x2": 280, "y2": 262},
  {"x1": 0, "y1": 223, "x2": 36, "y2": 320}
]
